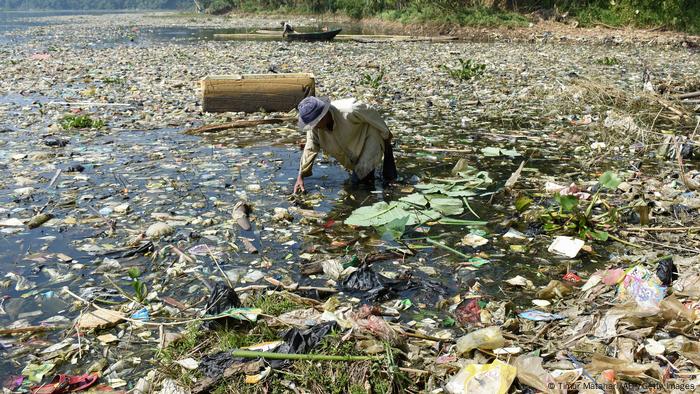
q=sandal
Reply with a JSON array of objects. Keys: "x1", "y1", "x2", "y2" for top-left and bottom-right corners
[{"x1": 31, "y1": 373, "x2": 99, "y2": 394}]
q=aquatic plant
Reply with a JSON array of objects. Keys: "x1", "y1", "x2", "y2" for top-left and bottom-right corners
[
  {"x1": 442, "y1": 59, "x2": 486, "y2": 81},
  {"x1": 597, "y1": 56, "x2": 621, "y2": 65},
  {"x1": 360, "y1": 68, "x2": 385, "y2": 89},
  {"x1": 60, "y1": 114, "x2": 106, "y2": 130},
  {"x1": 128, "y1": 268, "x2": 149, "y2": 303},
  {"x1": 542, "y1": 171, "x2": 623, "y2": 242}
]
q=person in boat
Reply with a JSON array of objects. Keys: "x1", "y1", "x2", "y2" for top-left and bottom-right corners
[
  {"x1": 281, "y1": 21, "x2": 295, "y2": 37},
  {"x1": 293, "y1": 96, "x2": 397, "y2": 193}
]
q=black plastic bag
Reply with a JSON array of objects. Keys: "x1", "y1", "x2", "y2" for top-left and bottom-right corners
[
  {"x1": 269, "y1": 321, "x2": 337, "y2": 368},
  {"x1": 341, "y1": 264, "x2": 422, "y2": 302},
  {"x1": 202, "y1": 283, "x2": 242, "y2": 330},
  {"x1": 656, "y1": 257, "x2": 678, "y2": 287},
  {"x1": 199, "y1": 351, "x2": 239, "y2": 378},
  {"x1": 341, "y1": 264, "x2": 385, "y2": 293}
]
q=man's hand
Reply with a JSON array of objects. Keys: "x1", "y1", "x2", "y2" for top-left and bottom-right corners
[{"x1": 293, "y1": 175, "x2": 305, "y2": 194}]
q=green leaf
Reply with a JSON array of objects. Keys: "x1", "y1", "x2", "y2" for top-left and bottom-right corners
[
  {"x1": 467, "y1": 257, "x2": 490, "y2": 267},
  {"x1": 515, "y1": 196, "x2": 533, "y2": 212},
  {"x1": 127, "y1": 267, "x2": 140, "y2": 279},
  {"x1": 345, "y1": 201, "x2": 439, "y2": 227},
  {"x1": 444, "y1": 189, "x2": 478, "y2": 197},
  {"x1": 345, "y1": 202, "x2": 405, "y2": 227},
  {"x1": 374, "y1": 216, "x2": 409, "y2": 241},
  {"x1": 599, "y1": 171, "x2": 622, "y2": 190},
  {"x1": 555, "y1": 195, "x2": 579, "y2": 212},
  {"x1": 500, "y1": 148, "x2": 521, "y2": 158},
  {"x1": 429, "y1": 197, "x2": 464, "y2": 216},
  {"x1": 399, "y1": 193, "x2": 428, "y2": 207},
  {"x1": 469, "y1": 228, "x2": 488, "y2": 237},
  {"x1": 481, "y1": 146, "x2": 501, "y2": 156},
  {"x1": 451, "y1": 158, "x2": 472, "y2": 175},
  {"x1": 588, "y1": 229, "x2": 609, "y2": 241},
  {"x1": 442, "y1": 317, "x2": 456, "y2": 327}
]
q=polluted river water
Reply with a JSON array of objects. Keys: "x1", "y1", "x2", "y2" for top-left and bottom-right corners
[{"x1": 1, "y1": 10, "x2": 700, "y2": 392}]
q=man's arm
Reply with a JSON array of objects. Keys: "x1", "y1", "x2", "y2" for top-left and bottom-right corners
[{"x1": 295, "y1": 129, "x2": 320, "y2": 193}]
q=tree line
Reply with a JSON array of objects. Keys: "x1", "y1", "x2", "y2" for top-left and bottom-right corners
[
  {"x1": 1, "y1": 0, "x2": 190, "y2": 9},
  {"x1": 198, "y1": 0, "x2": 699, "y2": 32}
]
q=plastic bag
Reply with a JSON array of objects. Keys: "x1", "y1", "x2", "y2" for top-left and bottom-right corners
[
  {"x1": 445, "y1": 359, "x2": 516, "y2": 394},
  {"x1": 269, "y1": 321, "x2": 337, "y2": 368},
  {"x1": 618, "y1": 266, "x2": 666, "y2": 308},
  {"x1": 656, "y1": 257, "x2": 678, "y2": 286},
  {"x1": 341, "y1": 264, "x2": 419, "y2": 302},
  {"x1": 349, "y1": 305, "x2": 402, "y2": 345},
  {"x1": 202, "y1": 284, "x2": 242, "y2": 330},
  {"x1": 199, "y1": 351, "x2": 238, "y2": 378},
  {"x1": 455, "y1": 326, "x2": 505, "y2": 355},
  {"x1": 513, "y1": 355, "x2": 560, "y2": 393}
]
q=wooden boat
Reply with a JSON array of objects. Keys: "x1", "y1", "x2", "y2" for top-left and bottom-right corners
[{"x1": 285, "y1": 28, "x2": 342, "y2": 42}]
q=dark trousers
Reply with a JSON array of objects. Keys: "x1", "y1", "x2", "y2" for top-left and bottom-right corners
[{"x1": 351, "y1": 143, "x2": 397, "y2": 185}]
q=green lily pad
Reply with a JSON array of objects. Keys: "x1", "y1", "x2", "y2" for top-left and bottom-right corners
[
  {"x1": 375, "y1": 216, "x2": 409, "y2": 241},
  {"x1": 444, "y1": 189, "x2": 478, "y2": 197},
  {"x1": 345, "y1": 201, "x2": 440, "y2": 227},
  {"x1": 399, "y1": 193, "x2": 428, "y2": 207},
  {"x1": 430, "y1": 198, "x2": 464, "y2": 216},
  {"x1": 345, "y1": 201, "x2": 411, "y2": 227}
]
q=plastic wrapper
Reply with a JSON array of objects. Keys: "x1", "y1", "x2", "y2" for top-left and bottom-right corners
[
  {"x1": 455, "y1": 326, "x2": 505, "y2": 355},
  {"x1": 618, "y1": 265, "x2": 666, "y2": 308},
  {"x1": 445, "y1": 359, "x2": 516, "y2": 394}
]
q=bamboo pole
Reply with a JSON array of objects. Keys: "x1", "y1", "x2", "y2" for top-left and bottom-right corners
[
  {"x1": 0, "y1": 325, "x2": 68, "y2": 335},
  {"x1": 229, "y1": 349, "x2": 380, "y2": 361}
]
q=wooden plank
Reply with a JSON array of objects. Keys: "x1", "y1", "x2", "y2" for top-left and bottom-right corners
[
  {"x1": 184, "y1": 118, "x2": 293, "y2": 134},
  {"x1": 201, "y1": 73, "x2": 315, "y2": 113}
]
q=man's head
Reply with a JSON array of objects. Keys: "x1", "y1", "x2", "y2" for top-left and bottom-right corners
[{"x1": 297, "y1": 96, "x2": 331, "y2": 131}]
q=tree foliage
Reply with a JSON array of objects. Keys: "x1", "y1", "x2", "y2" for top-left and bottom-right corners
[
  {"x1": 3, "y1": 0, "x2": 697, "y2": 33},
  {"x1": 1, "y1": 0, "x2": 190, "y2": 9}
]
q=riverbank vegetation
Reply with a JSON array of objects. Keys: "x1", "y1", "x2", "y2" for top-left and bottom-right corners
[{"x1": 200, "y1": 0, "x2": 699, "y2": 33}]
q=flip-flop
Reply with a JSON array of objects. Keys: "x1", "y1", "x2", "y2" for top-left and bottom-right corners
[
  {"x1": 66, "y1": 373, "x2": 99, "y2": 392},
  {"x1": 30, "y1": 374, "x2": 99, "y2": 394},
  {"x1": 30, "y1": 375, "x2": 70, "y2": 394}
]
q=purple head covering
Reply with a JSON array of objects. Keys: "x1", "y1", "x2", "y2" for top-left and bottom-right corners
[{"x1": 297, "y1": 96, "x2": 330, "y2": 129}]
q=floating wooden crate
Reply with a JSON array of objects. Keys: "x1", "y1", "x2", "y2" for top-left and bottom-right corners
[{"x1": 201, "y1": 73, "x2": 315, "y2": 113}]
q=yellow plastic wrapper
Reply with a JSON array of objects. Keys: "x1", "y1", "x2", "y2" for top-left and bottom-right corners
[{"x1": 445, "y1": 359, "x2": 517, "y2": 394}]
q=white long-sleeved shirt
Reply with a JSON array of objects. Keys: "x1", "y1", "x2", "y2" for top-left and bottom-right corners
[{"x1": 299, "y1": 98, "x2": 391, "y2": 178}]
